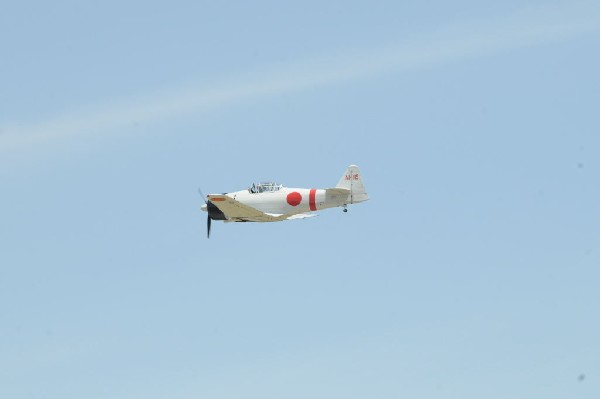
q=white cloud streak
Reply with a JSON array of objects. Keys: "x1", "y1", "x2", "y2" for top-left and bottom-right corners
[{"x1": 1, "y1": 1, "x2": 599, "y2": 152}]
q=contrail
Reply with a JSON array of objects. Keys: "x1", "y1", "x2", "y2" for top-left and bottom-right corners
[{"x1": 1, "y1": 1, "x2": 599, "y2": 152}]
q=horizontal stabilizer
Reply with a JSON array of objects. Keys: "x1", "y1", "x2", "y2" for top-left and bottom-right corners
[{"x1": 325, "y1": 187, "x2": 350, "y2": 197}]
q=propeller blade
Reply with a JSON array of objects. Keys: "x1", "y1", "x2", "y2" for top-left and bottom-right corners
[
  {"x1": 207, "y1": 216, "x2": 212, "y2": 239},
  {"x1": 198, "y1": 188, "x2": 208, "y2": 204}
]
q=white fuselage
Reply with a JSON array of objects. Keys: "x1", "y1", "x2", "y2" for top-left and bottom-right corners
[{"x1": 227, "y1": 187, "x2": 344, "y2": 217}]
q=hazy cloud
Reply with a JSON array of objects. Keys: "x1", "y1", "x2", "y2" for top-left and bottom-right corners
[{"x1": 1, "y1": 1, "x2": 599, "y2": 152}]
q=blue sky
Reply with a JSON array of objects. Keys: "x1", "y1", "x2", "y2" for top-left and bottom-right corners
[{"x1": 1, "y1": 1, "x2": 599, "y2": 398}]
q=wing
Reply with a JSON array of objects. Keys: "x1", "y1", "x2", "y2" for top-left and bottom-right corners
[
  {"x1": 207, "y1": 194, "x2": 283, "y2": 222},
  {"x1": 286, "y1": 213, "x2": 318, "y2": 220}
]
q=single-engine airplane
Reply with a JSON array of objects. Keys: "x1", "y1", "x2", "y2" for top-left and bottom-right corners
[{"x1": 200, "y1": 164, "x2": 368, "y2": 237}]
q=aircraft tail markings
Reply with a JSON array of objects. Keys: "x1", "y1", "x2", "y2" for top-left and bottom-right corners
[{"x1": 335, "y1": 164, "x2": 369, "y2": 203}]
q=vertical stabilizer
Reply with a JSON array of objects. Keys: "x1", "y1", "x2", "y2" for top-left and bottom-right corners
[{"x1": 336, "y1": 165, "x2": 369, "y2": 203}]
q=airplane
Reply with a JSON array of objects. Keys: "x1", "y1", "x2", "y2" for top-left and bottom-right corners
[{"x1": 200, "y1": 164, "x2": 368, "y2": 238}]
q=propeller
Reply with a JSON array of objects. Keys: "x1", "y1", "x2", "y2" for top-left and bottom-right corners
[
  {"x1": 199, "y1": 188, "x2": 212, "y2": 239},
  {"x1": 207, "y1": 214, "x2": 212, "y2": 239},
  {"x1": 199, "y1": 188, "x2": 227, "y2": 238}
]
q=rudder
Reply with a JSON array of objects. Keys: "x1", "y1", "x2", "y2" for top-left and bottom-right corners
[{"x1": 336, "y1": 164, "x2": 369, "y2": 203}]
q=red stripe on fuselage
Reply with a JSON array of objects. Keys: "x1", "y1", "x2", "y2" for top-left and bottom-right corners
[{"x1": 309, "y1": 189, "x2": 317, "y2": 211}]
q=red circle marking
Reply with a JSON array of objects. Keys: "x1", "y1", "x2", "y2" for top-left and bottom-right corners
[{"x1": 286, "y1": 191, "x2": 302, "y2": 206}]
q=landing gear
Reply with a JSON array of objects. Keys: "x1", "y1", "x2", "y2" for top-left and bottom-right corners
[{"x1": 343, "y1": 205, "x2": 348, "y2": 213}]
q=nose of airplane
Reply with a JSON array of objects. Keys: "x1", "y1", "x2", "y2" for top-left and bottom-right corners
[{"x1": 201, "y1": 203, "x2": 207, "y2": 212}]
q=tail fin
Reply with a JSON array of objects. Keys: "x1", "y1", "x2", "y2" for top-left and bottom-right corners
[{"x1": 336, "y1": 164, "x2": 369, "y2": 203}]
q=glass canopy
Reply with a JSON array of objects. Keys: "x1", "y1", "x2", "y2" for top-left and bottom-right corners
[{"x1": 249, "y1": 182, "x2": 283, "y2": 193}]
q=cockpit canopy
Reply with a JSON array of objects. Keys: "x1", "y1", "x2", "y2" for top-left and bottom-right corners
[{"x1": 249, "y1": 182, "x2": 283, "y2": 194}]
